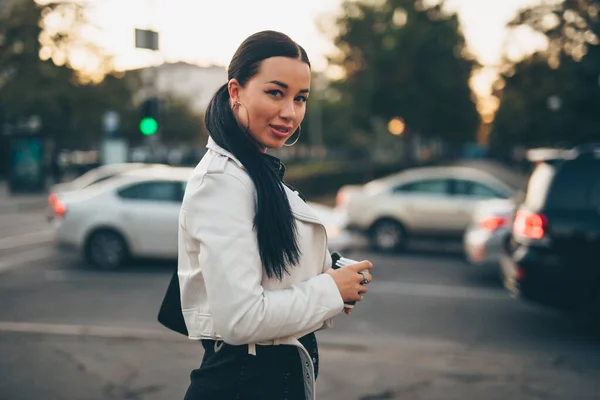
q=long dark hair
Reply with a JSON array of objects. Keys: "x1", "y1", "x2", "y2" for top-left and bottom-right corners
[{"x1": 204, "y1": 31, "x2": 311, "y2": 280}]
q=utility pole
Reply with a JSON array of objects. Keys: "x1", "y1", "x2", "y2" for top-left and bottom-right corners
[{"x1": 134, "y1": 0, "x2": 162, "y2": 162}]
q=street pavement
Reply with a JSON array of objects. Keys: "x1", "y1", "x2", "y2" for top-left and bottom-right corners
[
  {"x1": 0, "y1": 181, "x2": 47, "y2": 215},
  {"x1": 1, "y1": 206, "x2": 600, "y2": 399}
]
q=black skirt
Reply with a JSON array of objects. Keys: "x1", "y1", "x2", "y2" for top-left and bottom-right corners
[{"x1": 184, "y1": 333, "x2": 319, "y2": 400}]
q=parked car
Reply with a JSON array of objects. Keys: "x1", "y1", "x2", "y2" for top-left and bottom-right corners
[
  {"x1": 501, "y1": 144, "x2": 600, "y2": 315},
  {"x1": 49, "y1": 166, "x2": 359, "y2": 269},
  {"x1": 464, "y1": 198, "x2": 514, "y2": 269},
  {"x1": 337, "y1": 164, "x2": 521, "y2": 252},
  {"x1": 47, "y1": 163, "x2": 167, "y2": 220},
  {"x1": 49, "y1": 167, "x2": 193, "y2": 269}
]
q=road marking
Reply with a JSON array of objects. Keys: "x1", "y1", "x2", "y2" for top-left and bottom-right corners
[
  {"x1": 368, "y1": 281, "x2": 510, "y2": 301},
  {"x1": 0, "y1": 229, "x2": 54, "y2": 250},
  {"x1": 44, "y1": 269, "x2": 169, "y2": 282},
  {"x1": 0, "y1": 321, "x2": 177, "y2": 341},
  {"x1": 0, "y1": 321, "x2": 368, "y2": 352},
  {"x1": 0, "y1": 321, "x2": 400, "y2": 352},
  {"x1": 0, "y1": 247, "x2": 57, "y2": 273}
]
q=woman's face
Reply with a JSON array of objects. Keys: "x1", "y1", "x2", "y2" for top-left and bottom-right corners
[{"x1": 229, "y1": 56, "x2": 311, "y2": 152}]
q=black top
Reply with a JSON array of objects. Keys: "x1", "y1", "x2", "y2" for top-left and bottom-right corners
[
  {"x1": 262, "y1": 152, "x2": 286, "y2": 180},
  {"x1": 262, "y1": 153, "x2": 306, "y2": 202}
]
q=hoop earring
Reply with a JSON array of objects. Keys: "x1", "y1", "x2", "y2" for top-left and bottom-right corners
[
  {"x1": 284, "y1": 125, "x2": 301, "y2": 147},
  {"x1": 232, "y1": 101, "x2": 250, "y2": 132}
]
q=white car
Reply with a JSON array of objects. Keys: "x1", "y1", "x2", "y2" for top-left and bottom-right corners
[
  {"x1": 50, "y1": 167, "x2": 193, "y2": 269},
  {"x1": 49, "y1": 162, "x2": 167, "y2": 196},
  {"x1": 50, "y1": 167, "x2": 358, "y2": 269},
  {"x1": 463, "y1": 198, "x2": 515, "y2": 269},
  {"x1": 337, "y1": 165, "x2": 520, "y2": 252}
]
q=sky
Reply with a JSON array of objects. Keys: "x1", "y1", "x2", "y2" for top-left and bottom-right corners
[
  {"x1": 88, "y1": 0, "x2": 344, "y2": 71},
  {"x1": 81, "y1": 0, "x2": 548, "y2": 114},
  {"x1": 87, "y1": 0, "x2": 545, "y2": 70}
]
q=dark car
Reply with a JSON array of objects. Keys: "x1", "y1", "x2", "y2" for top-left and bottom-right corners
[{"x1": 501, "y1": 144, "x2": 600, "y2": 315}]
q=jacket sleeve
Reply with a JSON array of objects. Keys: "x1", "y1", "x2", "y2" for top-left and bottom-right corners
[
  {"x1": 319, "y1": 248, "x2": 336, "y2": 330},
  {"x1": 323, "y1": 248, "x2": 333, "y2": 272},
  {"x1": 182, "y1": 172, "x2": 344, "y2": 345}
]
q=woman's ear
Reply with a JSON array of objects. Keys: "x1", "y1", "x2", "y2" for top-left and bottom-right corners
[{"x1": 228, "y1": 79, "x2": 241, "y2": 103}]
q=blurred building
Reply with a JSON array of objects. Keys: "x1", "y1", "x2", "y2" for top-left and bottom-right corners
[{"x1": 133, "y1": 62, "x2": 227, "y2": 113}]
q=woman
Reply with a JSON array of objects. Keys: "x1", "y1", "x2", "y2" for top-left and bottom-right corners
[{"x1": 178, "y1": 30, "x2": 374, "y2": 400}]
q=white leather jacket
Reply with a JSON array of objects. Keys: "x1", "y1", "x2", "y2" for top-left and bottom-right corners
[{"x1": 177, "y1": 138, "x2": 345, "y2": 399}]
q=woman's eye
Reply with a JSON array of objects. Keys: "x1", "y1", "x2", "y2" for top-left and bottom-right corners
[
  {"x1": 266, "y1": 90, "x2": 283, "y2": 97},
  {"x1": 266, "y1": 90, "x2": 307, "y2": 103}
]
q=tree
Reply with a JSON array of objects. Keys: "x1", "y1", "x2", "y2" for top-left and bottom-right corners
[
  {"x1": 490, "y1": 0, "x2": 600, "y2": 152},
  {"x1": 0, "y1": 0, "x2": 130, "y2": 147},
  {"x1": 509, "y1": 0, "x2": 600, "y2": 68},
  {"x1": 490, "y1": 53, "x2": 577, "y2": 152},
  {"x1": 322, "y1": 0, "x2": 480, "y2": 148},
  {"x1": 157, "y1": 95, "x2": 206, "y2": 145}
]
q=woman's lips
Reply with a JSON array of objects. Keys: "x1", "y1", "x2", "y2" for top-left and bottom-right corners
[{"x1": 269, "y1": 125, "x2": 292, "y2": 138}]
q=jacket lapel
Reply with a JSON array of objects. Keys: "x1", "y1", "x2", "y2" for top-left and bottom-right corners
[
  {"x1": 284, "y1": 185, "x2": 324, "y2": 226},
  {"x1": 206, "y1": 137, "x2": 324, "y2": 227}
]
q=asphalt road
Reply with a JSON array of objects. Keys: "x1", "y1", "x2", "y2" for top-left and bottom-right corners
[{"x1": 1, "y1": 210, "x2": 600, "y2": 399}]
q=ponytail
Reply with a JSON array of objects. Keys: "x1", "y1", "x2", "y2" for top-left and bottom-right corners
[{"x1": 204, "y1": 84, "x2": 301, "y2": 280}]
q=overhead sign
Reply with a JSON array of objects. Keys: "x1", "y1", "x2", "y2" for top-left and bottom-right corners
[{"x1": 135, "y1": 29, "x2": 159, "y2": 51}]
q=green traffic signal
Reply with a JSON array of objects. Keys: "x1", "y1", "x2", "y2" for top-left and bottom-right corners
[{"x1": 140, "y1": 117, "x2": 158, "y2": 136}]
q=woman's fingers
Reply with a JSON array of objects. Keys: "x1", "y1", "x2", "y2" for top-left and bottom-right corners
[
  {"x1": 348, "y1": 260, "x2": 373, "y2": 272},
  {"x1": 358, "y1": 284, "x2": 368, "y2": 295},
  {"x1": 359, "y1": 271, "x2": 372, "y2": 284}
]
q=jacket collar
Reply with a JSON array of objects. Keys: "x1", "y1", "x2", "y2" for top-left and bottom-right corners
[
  {"x1": 206, "y1": 137, "x2": 244, "y2": 168},
  {"x1": 206, "y1": 138, "x2": 321, "y2": 226},
  {"x1": 206, "y1": 136, "x2": 286, "y2": 180}
]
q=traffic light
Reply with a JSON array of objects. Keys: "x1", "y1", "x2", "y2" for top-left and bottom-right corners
[{"x1": 140, "y1": 97, "x2": 159, "y2": 136}]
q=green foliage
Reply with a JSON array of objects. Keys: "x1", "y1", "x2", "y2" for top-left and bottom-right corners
[
  {"x1": 491, "y1": 0, "x2": 600, "y2": 151},
  {"x1": 322, "y1": 0, "x2": 480, "y2": 146},
  {"x1": 491, "y1": 54, "x2": 575, "y2": 150},
  {"x1": 509, "y1": 0, "x2": 600, "y2": 66},
  {"x1": 0, "y1": 0, "x2": 204, "y2": 149},
  {"x1": 158, "y1": 95, "x2": 206, "y2": 144}
]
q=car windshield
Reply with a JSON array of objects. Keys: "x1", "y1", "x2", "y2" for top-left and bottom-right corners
[
  {"x1": 455, "y1": 160, "x2": 527, "y2": 192},
  {"x1": 70, "y1": 165, "x2": 139, "y2": 189}
]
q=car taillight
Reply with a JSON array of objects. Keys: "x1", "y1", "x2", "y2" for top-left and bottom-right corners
[
  {"x1": 481, "y1": 215, "x2": 509, "y2": 232},
  {"x1": 48, "y1": 193, "x2": 57, "y2": 206},
  {"x1": 53, "y1": 199, "x2": 67, "y2": 216},
  {"x1": 513, "y1": 210, "x2": 546, "y2": 239}
]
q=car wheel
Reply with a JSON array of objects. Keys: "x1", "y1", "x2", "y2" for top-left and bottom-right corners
[
  {"x1": 370, "y1": 219, "x2": 407, "y2": 252},
  {"x1": 85, "y1": 229, "x2": 129, "y2": 270}
]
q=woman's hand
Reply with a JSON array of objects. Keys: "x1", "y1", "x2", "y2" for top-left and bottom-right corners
[{"x1": 325, "y1": 260, "x2": 373, "y2": 312}]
